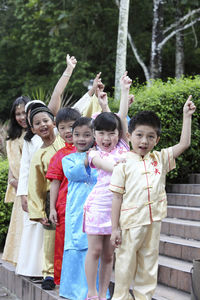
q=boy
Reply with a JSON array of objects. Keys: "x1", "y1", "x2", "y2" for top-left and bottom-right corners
[{"x1": 109, "y1": 96, "x2": 196, "y2": 300}]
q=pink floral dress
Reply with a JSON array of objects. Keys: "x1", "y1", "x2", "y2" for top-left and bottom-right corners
[{"x1": 83, "y1": 139, "x2": 129, "y2": 235}]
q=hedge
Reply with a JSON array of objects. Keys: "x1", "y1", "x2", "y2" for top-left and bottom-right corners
[
  {"x1": 0, "y1": 158, "x2": 12, "y2": 248},
  {"x1": 110, "y1": 76, "x2": 200, "y2": 183}
]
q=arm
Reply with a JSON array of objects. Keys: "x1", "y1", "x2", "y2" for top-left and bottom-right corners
[
  {"x1": 92, "y1": 155, "x2": 115, "y2": 173},
  {"x1": 49, "y1": 179, "x2": 61, "y2": 225},
  {"x1": 110, "y1": 192, "x2": 123, "y2": 248},
  {"x1": 172, "y1": 95, "x2": 196, "y2": 159},
  {"x1": 48, "y1": 54, "x2": 77, "y2": 115},
  {"x1": 118, "y1": 72, "x2": 132, "y2": 143}
]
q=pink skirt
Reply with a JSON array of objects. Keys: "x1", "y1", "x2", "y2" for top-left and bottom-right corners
[{"x1": 83, "y1": 205, "x2": 112, "y2": 235}]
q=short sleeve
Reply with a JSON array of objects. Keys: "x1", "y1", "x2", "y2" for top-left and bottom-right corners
[
  {"x1": 88, "y1": 150, "x2": 100, "y2": 169},
  {"x1": 161, "y1": 147, "x2": 176, "y2": 173},
  {"x1": 109, "y1": 163, "x2": 126, "y2": 195},
  {"x1": 46, "y1": 151, "x2": 63, "y2": 181}
]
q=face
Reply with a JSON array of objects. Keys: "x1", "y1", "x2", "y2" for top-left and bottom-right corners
[
  {"x1": 94, "y1": 129, "x2": 119, "y2": 152},
  {"x1": 58, "y1": 120, "x2": 75, "y2": 144},
  {"x1": 128, "y1": 125, "x2": 160, "y2": 157},
  {"x1": 15, "y1": 104, "x2": 27, "y2": 128},
  {"x1": 31, "y1": 112, "x2": 55, "y2": 139},
  {"x1": 72, "y1": 125, "x2": 94, "y2": 152}
]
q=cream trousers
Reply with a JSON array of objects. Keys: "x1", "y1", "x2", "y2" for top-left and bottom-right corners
[
  {"x1": 112, "y1": 221, "x2": 161, "y2": 300},
  {"x1": 42, "y1": 228, "x2": 55, "y2": 278}
]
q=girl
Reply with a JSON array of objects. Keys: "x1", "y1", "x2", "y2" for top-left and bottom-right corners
[
  {"x1": 83, "y1": 73, "x2": 132, "y2": 300},
  {"x1": 2, "y1": 96, "x2": 30, "y2": 265},
  {"x1": 59, "y1": 117, "x2": 96, "y2": 300}
]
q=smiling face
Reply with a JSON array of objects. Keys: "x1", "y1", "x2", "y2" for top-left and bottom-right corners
[
  {"x1": 58, "y1": 120, "x2": 75, "y2": 144},
  {"x1": 128, "y1": 125, "x2": 160, "y2": 157},
  {"x1": 31, "y1": 112, "x2": 55, "y2": 139},
  {"x1": 72, "y1": 125, "x2": 94, "y2": 152},
  {"x1": 94, "y1": 129, "x2": 119, "y2": 152},
  {"x1": 15, "y1": 104, "x2": 27, "y2": 129}
]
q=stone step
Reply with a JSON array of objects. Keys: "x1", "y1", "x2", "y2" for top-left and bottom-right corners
[
  {"x1": 161, "y1": 218, "x2": 200, "y2": 240},
  {"x1": 167, "y1": 193, "x2": 200, "y2": 207},
  {"x1": 159, "y1": 234, "x2": 200, "y2": 261},
  {"x1": 153, "y1": 283, "x2": 190, "y2": 300},
  {"x1": 167, "y1": 184, "x2": 200, "y2": 195},
  {"x1": 167, "y1": 205, "x2": 200, "y2": 220},
  {"x1": 189, "y1": 174, "x2": 200, "y2": 184},
  {"x1": 158, "y1": 255, "x2": 192, "y2": 293}
]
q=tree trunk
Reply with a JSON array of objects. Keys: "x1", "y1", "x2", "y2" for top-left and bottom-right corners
[
  {"x1": 150, "y1": 0, "x2": 164, "y2": 79},
  {"x1": 114, "y1": 0, "x2": 130, "y2": 101},
  {"x1": 175, "y1": 1, "x2": 184, "y2": 78}
]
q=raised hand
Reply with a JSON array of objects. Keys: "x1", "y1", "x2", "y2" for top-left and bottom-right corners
[
  {"x1": 120, "y1": 71, "x2": 132, "y2": 90},
  {"x1": 183, "y1": 95, "x2": 196, "y2": 116},
  {"x1": 66, "y1": 54, "x2": 77, "y2": 70}
]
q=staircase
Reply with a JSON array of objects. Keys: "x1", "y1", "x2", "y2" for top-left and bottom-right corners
[{"x1": 153, "y1": 174, "x2": 200, "y2": 299}]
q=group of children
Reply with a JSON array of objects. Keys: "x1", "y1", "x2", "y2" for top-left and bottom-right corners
[{"x1": 2, "y1": 53, "x2": 196, "y2": 300}]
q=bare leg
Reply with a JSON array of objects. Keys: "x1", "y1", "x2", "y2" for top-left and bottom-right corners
[
  {"x1": 85, "y1": 234, "x2": 103, "y2": 297},
  {"x1": 99, "y1": 235, "x2": 114, "y2": 299}
]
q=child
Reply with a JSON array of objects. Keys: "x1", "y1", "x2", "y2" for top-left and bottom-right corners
[
  {"x1": 109, "y1": 96, "x2": 196, "y2": 300},
  {"x1": 46, "y1": 73, "x2": 104, "y2": 285},
  {"x1": 46, "y1": 107, "x2": 81, "y2": 285},
  {"x1": 27, "y1": 105, "x2": 65, "y2": 290},
  {"x1": 59, "y1": 117, "x2": 97, "y2": 300},
  {"x1": 83, "y1": 73, "x2": 132, "y2": 300}
]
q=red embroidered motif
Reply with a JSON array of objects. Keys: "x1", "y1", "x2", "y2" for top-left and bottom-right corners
[
  {"x1": 152, "y1": 161, "x2": 158, "y2": 167},
  {"x1": 154, "y1": 168, "x2": 160, "y2": 174}
]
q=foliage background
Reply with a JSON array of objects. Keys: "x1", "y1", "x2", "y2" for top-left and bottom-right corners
[{"x1": 0, "y1": 0, "x2": 200, "y2": 121}]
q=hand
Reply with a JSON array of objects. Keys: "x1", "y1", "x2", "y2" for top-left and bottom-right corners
[
  {"x1": 114, "y1": 157, "x2": 126, "y2": 166},
  {"x1": 97, "y1": 89, "x2": 108, "y2": 108},
  {"x1": 183, "y1": 95, "x2": 196, "y2": 117},
  {"x1": 120, "y1": 71, "x2": 132, "y2": 90},
  {"x1": 21, "y1": 195, "x2": 28, "y2": 212},
  {"x1": 49, "y1": 209, "x2": 59, "y2": 225},
  {"x1": 66, "y1": 54, "x2": 77, "y2": 70},
  {"x1": 39, "y1": 218, "x2": 50, "y2": 226},
  {"x1": 110, "y1": 229, "x2": 122, "y2": 248},
  {"x1": 128, "y1": 94, "x2": 134, "y2": 108}
]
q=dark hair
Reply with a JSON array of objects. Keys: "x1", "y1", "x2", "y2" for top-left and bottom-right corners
[
  {"x1": 30, "y1": 106, "x2": 54, "y2": 127},
  {"x1": 24, "y1": 102, "x2": 47, "y2": 141},
  {"x1": 128, "y1": 111, "x2": 161, "y2": 136},
  {"x1": 56, "y1": 107, "x2": 81, "y2": 128},
  {"x1": 72, "y1": 117, "x2": 93, "y2": 132},
  {"x1": 7, "y1": 96, "x2": 30, "y2": 140},
  {"x1": 93, "y1": 112, "x2": 122, "y2": 138}
]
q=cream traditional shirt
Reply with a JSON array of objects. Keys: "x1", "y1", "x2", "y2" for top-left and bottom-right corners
[
  {"x1": 109, "y1": 147, "x2": 175, "y2": 230},
  {"x1": 28, "y1": 135, "x2": 64, "y2": 220}
]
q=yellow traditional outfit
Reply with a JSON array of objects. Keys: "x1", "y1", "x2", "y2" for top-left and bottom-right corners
[
  {"x1": 109, "y1": 147, "x2": 175, "y2": 300},
  {"x1": 28, "y1": 135, "x2": 64, "y2": 278},
  {"x1": 2, "y1": 132, "x2": 25, "y2": 264}
]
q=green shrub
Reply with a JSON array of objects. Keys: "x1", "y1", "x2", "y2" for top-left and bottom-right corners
[
  {"x1": 0, "y1": 158, "x2": 12, "y2": 248},
  {"x1": 109, "y1": 76, "x2": 200, "y2": 183}
]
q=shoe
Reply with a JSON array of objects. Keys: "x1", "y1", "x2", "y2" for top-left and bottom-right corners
[
  {"x1": 41, "y1": 276, "x2": 56, "y2": 290},
  {"x1": 29, "y1": 277, "x2": 43, "y2": 284},
  {"x1": 85, "y1": 296, "x2": 99, "y2": 300}
]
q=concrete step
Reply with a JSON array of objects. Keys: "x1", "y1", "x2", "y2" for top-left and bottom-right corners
[
  {"x1": 189, "y1": 174, "x2": 200, "y2": 184},
  {"x1": 161, "y1": 218, "x2": 200, "y2": 240},
  {"x1": 167, "y1": 193, "x2": 200, "y2": 207},
  {"x1": 167, "y1": 205, "x2": 200, "y2": 220},
  {"x1": 159, "y1": 234, "x2": 200, "y2": 261},
  {"x1": 153, "y1": 283, "x2": 190, "y2": 300},
  {"x1": 167, "y1": 184, "x2": 200, "y2": 195},
  {"x1": 158, "y1": 255, "x2": 192, "y2": 293}
]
